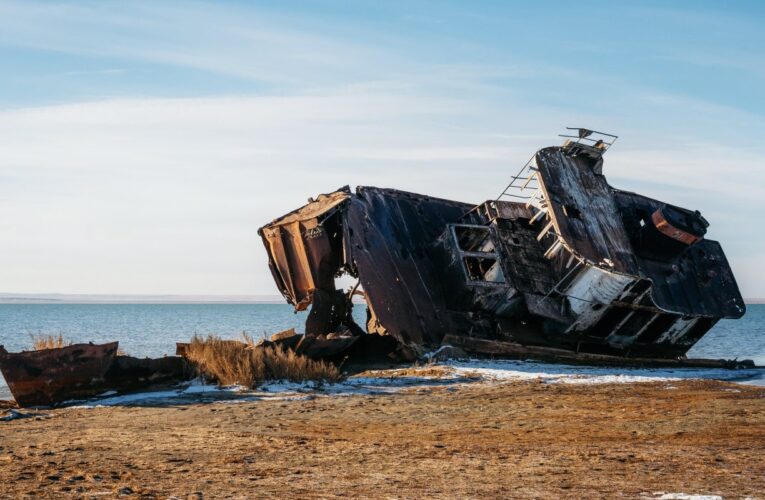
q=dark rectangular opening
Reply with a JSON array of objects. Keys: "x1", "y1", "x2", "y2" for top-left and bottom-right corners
[
  {"x1": 454, "y1": 226, "x2": 495, "y2": 253},
  {"x1": 588, "y1": 307, "x2": 631, "y2": 338},
  {"x1": 636, "y1": 314, "x2": 678, "y2": 344},
  {"x1": 610, "y1": 310, "x2": 656, "y2": 339},
  {"x1": 463, "y1": 256, "x2": 505, "y2": 283}
]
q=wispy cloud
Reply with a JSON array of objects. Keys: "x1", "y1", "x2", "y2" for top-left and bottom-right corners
[
  {"x1": 0, "y1": 0, "x2": 390, "y2": 87},
  {"x1": 1, "y1": 89, "x2": 762, "y2": 294},
  {"x1": 0, "y1": 0, "x2": 762, "y2": 295},
  {"x1": 0, "y1": 91, "x2": 516, "y2": 293}
]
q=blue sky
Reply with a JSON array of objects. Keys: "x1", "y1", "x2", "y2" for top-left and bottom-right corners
[{"x1": 0, "y1": 0, "x2": 763, "y2": 297}]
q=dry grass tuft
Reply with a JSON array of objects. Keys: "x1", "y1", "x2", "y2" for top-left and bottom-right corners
[
  {"x1": 183, "y1": 334, "x2": 341, "y2": 388},
  {"x1": 365, "y1": 365, "x2": 456, "y2": 379},
  {"x1": 30, "y1": 334, "x2": 71, "y2": 351}
]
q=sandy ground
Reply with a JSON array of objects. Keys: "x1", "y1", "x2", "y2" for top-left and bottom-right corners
[{"x1": 1, "y1": 375, "x2": 764, "y2": 499}]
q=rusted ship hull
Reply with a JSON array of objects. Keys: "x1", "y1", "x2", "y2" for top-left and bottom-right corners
[
  {"x1": 258, "y1": 131, "x2": 746, "y2": 362},
  {"x1": 0, "y1": 342, "x2": 118, "y2": 407},
  {"x1": 102, "y1": 355, "x2": 187, "y2": 394},
  {"x1": 0, "y1": 343, "x2": 187, "y2": 407}
]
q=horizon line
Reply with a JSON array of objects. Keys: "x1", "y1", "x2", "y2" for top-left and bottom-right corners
[
  {"x1": 0, "y1": 293, "x2": 286, "y2": 304},
  {"x1": 0, "y1": 293, "x2": 762, "y2": 305}
]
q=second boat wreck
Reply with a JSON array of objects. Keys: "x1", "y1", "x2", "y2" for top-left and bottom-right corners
[{"x1": 258, "y1": 130, "x2": 747, "y2": 365}]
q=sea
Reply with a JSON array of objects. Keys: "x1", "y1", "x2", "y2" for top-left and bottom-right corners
[{"x1": 1, "y1": 303, "x2": 764, "y2": 400}]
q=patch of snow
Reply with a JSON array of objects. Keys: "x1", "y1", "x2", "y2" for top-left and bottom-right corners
[
  {"x1": 259, "y1": 380, "x2": 324, "y2": 393},
  {"x1": 445, "y1": 359, "x2": 764, "y2": 385},
  {"x1": 74, "y1": 389, "x2": 185, "y2": 407},
  {"x1": 182, "y1": 380, "x2": 246, "y2": 394},
  {"x1": 257, "y1": 374, "x2": 467, "y2": 398},
  {"x1": 57, "y1": 358, "x2": 763, "y2": 408},
  {"x1": 651, "y1": 493, "x2": 723, "y2": 500},
  {"x1": 69, "y1": 379, "x2": 251, "y2": 408}
]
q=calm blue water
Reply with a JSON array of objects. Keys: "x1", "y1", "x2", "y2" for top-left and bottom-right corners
[{"x1": 1, "y1": 304, "x2": 763, "y2": 399}]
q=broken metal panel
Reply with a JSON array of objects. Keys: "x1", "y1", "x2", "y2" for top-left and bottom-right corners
[
  {"x1": 613, "y1": 189, "x2": 745, "y2": 318},
  {"x1": 564, "y1": 266, "x2": 635, "y2": 331},
  {"x1": 489, "y1": 210, "x2": 560, "y2": 295},
  {"x1": 259, "y1": 187, "x2": 351, "y2": 310},
  {"x1": 523, "y1": 293, "x2": 571, "y2": 325},
  {"x1": 345, "y1": 187, "x2": 475, "y2": 349},
  {"x1": 640, "y1": 239, "x2": 743, "y2": 317},
  {"x1": 264, "y1": 188, "x2": 351, "y2": 228},
  {"x1": 655, "y1": 316, "x2": 699, "y2": 345},
  {"x1": 534, "y1": 147, "x2": 639, "y2": 273}
]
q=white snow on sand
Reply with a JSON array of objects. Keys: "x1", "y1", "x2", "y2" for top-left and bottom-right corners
[
  {"x1": 58, "y1": 358, "x2": 764, "y2": 408},
  {"x1": 228, "y1": 359, "x2": 765, "y2": 398},
  {"x1": 444, "y1": 359, "x2": 765, "y2": 386},
  {"x1": 648, "y1": 493, "x2": 723, "y2": 500},
  {"x1": 67, "y1": 380, "x2": 257, "y2": 408}
]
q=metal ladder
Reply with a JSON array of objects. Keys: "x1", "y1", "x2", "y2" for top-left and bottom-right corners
[{"x1": 495, "y1": 155, "x2": 541, "y2": 207}]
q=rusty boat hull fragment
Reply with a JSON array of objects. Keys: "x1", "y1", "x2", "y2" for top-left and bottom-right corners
[
  {"x1": 0, "y1": 342, "x2": 118, "y2": 407},
  {"x1": 259, "y1": 130, "x2": 748, "y2": 364},
  {"x1": 0, "y1": 343, "x2": 188, "y2": 407}
]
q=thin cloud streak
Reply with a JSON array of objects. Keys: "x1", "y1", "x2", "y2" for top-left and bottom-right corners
[
  {"x1": 1, "y1": 91, "x2": 762, "y2": 295},
  {"x1": 0, "y1": 0, "x2": 761, "y2": 295}
]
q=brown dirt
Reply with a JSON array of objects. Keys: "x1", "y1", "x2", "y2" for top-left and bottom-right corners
[
  {"x1": 0, "y1": 379, "x2": 763, "y2": 499},
  {"x1": 362, "y1": 365, "x2": 457, "y2": 378}
]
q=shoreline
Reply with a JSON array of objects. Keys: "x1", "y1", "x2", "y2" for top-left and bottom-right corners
[
  {"x1": 1, "y1": 375, "x2": 763, "y2": 498},
  {"x1": 2, "y1": 356, "x2": 765, "y2": 404}
]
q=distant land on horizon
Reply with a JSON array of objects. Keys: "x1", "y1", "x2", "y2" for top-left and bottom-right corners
[
  {"x1": 1, "y1": 293, "x2": 763, "y2": 305},
  {"x1": 0, "y1": 293, "x2": 286, "y2": 304}
]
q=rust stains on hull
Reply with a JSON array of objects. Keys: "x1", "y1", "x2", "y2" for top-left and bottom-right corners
[
  {"x1": 0, "y1": 343, "x2": 188, "y2": 408},
  {"x1": 0, "y1": 342, "x2": 118, "y2": 407}
]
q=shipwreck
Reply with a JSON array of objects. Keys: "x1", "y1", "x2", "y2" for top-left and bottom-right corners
[
  {"x1": 259, "y1": 129, "x2": 748, "y2": 366},
  {"x1": 0, "y1": 129, "x2": 752, "y2": 409}
]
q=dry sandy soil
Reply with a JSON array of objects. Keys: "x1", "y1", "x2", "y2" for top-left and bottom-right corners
[{"x1": 1, "y1": 376, "x2": 764, "y2": 499}]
